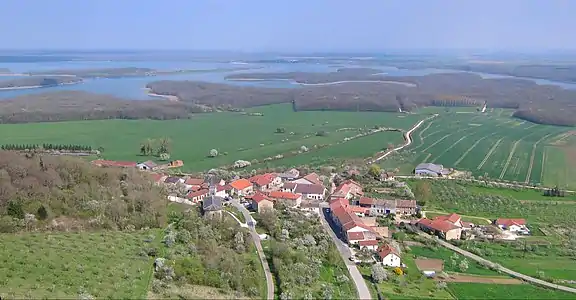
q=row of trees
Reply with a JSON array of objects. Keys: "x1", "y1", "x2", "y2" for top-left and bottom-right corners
[
  {"x1": 139, "y1": 138, "x2": 171, "y2": 157},
  {"x1": 1, "y1": 144, "x2": 92, "y2": 151}
]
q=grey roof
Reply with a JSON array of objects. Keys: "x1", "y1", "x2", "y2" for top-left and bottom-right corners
[
  {"x1": 139, "y1": 160, "x2": 158, "y2": 168},
  {"x1": 294, "y1": 183, "x2": 325, "y2": 195},
  {"x1": 415, "y1": 163, "x2": 444, "y2": 173},
  {"x1": 373, "y1": 199, "x2": 397, "y2": 209},
  {"x1": 203, "y1": 195, "x2": 223, "y2": 211},
  {"x1": 164, "y1": 176, "x2": 181, "y2": 184}
]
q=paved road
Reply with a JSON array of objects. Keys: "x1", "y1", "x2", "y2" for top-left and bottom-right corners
[
  {"x1": 419, "y1": 232, "x2": 576, "y2": 294},
  {"x1": 369, "y1": 114, "x2": 438, "y2": 164},
  {"x1": 318, "y1": 205, "x2": 372, "y2": 300},
  {"x1": 231, "y1": 200, "x2": 275, "y2": 300}
]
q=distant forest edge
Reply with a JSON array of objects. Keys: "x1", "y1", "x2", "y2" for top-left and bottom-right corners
[
  {"x1": 0, "y1": 69, "x2": 574, "y2": 126},
  {"x1": 0, "y1": 76, "x2": 82, "y2": 89}
]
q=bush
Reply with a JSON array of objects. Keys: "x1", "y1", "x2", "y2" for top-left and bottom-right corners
[{"x1": 209, "y1": 149, "x2": 218, "y2": 157}]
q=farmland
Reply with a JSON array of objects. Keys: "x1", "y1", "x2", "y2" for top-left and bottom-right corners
[
  {"x1": 0, "y1": 230, "x2": 161, "y2": 299},
  {"x1": 447, "y1": 283, "x2": 575, "y2": 299},
  {"x1": 384, "y1": 108, "x2": 576, "y2": 188},
  {"x1": 0, "y1": 104, "x2": 419, "y2": 172}
]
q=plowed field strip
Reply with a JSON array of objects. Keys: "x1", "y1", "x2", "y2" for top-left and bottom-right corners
[
  {"x1": 454, "y1": 133, "x2": 496, "y2": 166},
  {"x1": 525, "y1": 133, "x2": 554, "y2": 184}
]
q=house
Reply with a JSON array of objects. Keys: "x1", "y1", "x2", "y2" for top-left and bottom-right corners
[
  {"x1": 380, "y1": 171, "x2": 395, "y2": 181},
  {"x1": 495, "y1": 218, "x2": 529, "y2": 233},
  {"x1": 330, "y1": 197, "x2": 377, "y2": 244},
  {"x1": 268, "y1": 191, "x2": 302, "y2": 207},
  {"x1": 292, "y1": 172, "x2": 322, "y2": 185},
  {"x1": 164, "y1": 176, "x2": 184, "y2": 184},
  {"x1": 229, "y1": 179, "x2": 253, "y2": 196},
  {"x1": 91, "y1": 160, "x2": 137, "y2": 168},
  {"x1": 168, "y1": 160, "x2": 184, "y2": 168},
  {"x1": 434, "y1": 213, "x2": 463, "y2": 227},
  {"x1": 248, "y1": 192, "x2": 274, "y2": 213},
  {"x1": 417, "y1": 218, "x2": 462, "y2": 240},
  {"x1": 332, "y1": 180, "x2": 363, "y2": 199},
  {"x1": 137, "y1": 160, "x2": 157, "y2": 171},
  {"x1": 277, "y1": 168, "x2": 300, "y2": 181},
  {"x1": 358, "y1": 240, "x2": 379, "y2": 251},
  {"x1": 249, "y1": 173, "x2": 282, "y2": 192},
  {"x1": 378, "y1": 244, "x2": 401, "y2": 267},
  {"x1": 358, "y1": 197, "x2": 417, "y2": 216},
  {"x1": 414, "y1": 163, "x2": 450, "y2": 177},
  {"x1": 216, "y1": 185, "x2": 231, "y2": 198},
  {"x1": 281, "y1": 182, "x2": 297, "y2": 193},
  {"x1": 294, "y1": 183, "x2": 326, "y2": 200},
  {"x1": 187, "y1": 189, "x2": 209, "y2": 203}
]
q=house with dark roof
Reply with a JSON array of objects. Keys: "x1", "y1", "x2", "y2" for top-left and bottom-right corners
[
  {"x1": 202, "y1": 177, "x2": 224, "y2": 219},
  {"x1": 277, "y1": 168, "x2": 300, "y2": 181},
  {"x1": 414, "y1": 163, "x2": 450, "y2": 177},
  {"x1": 164, "y1": 176, "x2": 184, "y2": 184},
  {"x1": 293, "y1": 183, "x2": 326, "y2": 200},
  {"x1": 137, "y1": 160, "x2": 158, "y2": 171}
]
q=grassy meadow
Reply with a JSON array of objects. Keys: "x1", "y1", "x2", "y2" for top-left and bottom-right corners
[
  {"x1": 0, "y1": 230, "x2": 161, "y2": 299},
  {"x1": 0, "y1": 104, "x2": 420, "y2": 172},
  {"x1": 382, "y1": 108, "x2": 576, "y2": 189},
  {"x1": 447, "y1": 283, "x2": 575, "y2": 299}
]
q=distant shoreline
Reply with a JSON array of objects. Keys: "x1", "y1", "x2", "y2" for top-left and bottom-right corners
[
  {"x1": 144, "y1": 88, "x2": 180, "y2": 102},
  {"x1": 0, "y1": 80, "x2": 82, "y2": 91},
  {"x1": 227, "y1": 77, "x2": 417, "y2": 87}
]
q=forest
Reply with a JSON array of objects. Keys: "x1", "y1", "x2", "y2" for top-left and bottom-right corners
[
  {"x1": 0, "y1": 76, "x2": 82, "y2": 89},
  {"x1": 0, "y1": 151, "x2": 167, "y2": 233}
]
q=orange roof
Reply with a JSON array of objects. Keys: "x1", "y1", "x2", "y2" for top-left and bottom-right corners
[
  {"x1": 230, "y1": 178, "x2": 252, "y2": 190},
  {"x1": 359, "y1": 196, "x2": 375, "y2": 205},
  {"x1": 378, "y1": 244, "x2": 400, "y2": 259},
  {"x1": 350, "y1": 205, "x2": 369, "y2": 214},
  {"x1": 303, "y1": 173, "x2": 322, "y2": 185},
  {"x1": 249, "y1": 173, "x2": 277, "y2": 186},
  {"x1": 347, "y1": 231, "x2": 365, "y2": 241},
  {"x1": 496, "y1": 218, "x2": 526, "y2": 227},
  {"x1": 250, "y1": 192, "x2": 272, "y2": 204},
  {"x1": 434, "y1": 213, "x2": 461, "y2": 224},
  {"x1": 268, "y1": 191, "x2": 301, "y2": 200}
]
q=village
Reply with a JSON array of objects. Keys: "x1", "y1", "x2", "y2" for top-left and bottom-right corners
[{"x1": 90, "y1": 158, "x2": 532, "y2": 278}]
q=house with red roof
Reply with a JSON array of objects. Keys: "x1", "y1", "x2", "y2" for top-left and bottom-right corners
[
  {"x1": 332, "y1": 180, "x2": 363, "y2": 200},
  {"x1": 495, "y1": 218, "x2": 529, "y2": 233},
  {"x1": 187, "y1": 189, "x2": 209, "y2": 203},
  {"x1": 247, "y1": 192, "x2": 274, "y2": 213},
  {"x1": 292, "y1": 172, "x2": 323, "y2": 185},
  {"x1": 268, "y1": 191, "x2": 302, "y2": 207},
  {"x1": 249, "y1": 173, "x2": 282, "y2": 192},
  {"x1": 357, "y1": 197, "x2": 417, "y2": 216},
  {"x1": 358, "y1": 239, "x2": 379, "y2": 251},
  {"x1": 378, "y1": 244, "x2": 401, "y2": 267},
  {"x1": 150, "y1": 173, "x2": 168, "y2": 185},
  {"x1": 329, "y1": 197, "x2": 377, "y2": 244},
  {"x1": 417, "y1": 215, "x2": 463, "y2": 241},
  {"x1": 229, "y1": 179, "x2": 253, "y2": 196}
]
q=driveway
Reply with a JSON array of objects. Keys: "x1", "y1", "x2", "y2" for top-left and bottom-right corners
[
  {"x1": 231, "y1": 200, "x2": 275, "y2": 300},
  {"x1": 319, "y1": 207, "x2": 372, "y2": 299}
]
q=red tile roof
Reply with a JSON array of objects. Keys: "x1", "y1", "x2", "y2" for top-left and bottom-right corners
[
  {"x1": 347, "y1": 231, "x2": 365, "y2": 241},
  {"x1": 359, "y1": 240, "x2": 379, "y2": 246},
  {"x1": 187, "y1": 189, "x2": 208, "y2": 198},
  {"x1": 378, "y1": 244, "x2": 400, "y2": 259},
  {"x1": 230, "y1": 179, "x2": 252, "y2": 190},
  {"x1": 359, "y1": 196, "x2": 375, "y2": 205},
  {"x1": 185, "y1": 178, "x2": 205, "y2": 185},
  {"x1": 268, "y1": 191, "x2": 301, "y2": 201},
  {"x1": 434, "y1": 213, "x2": 461, "y2": 224},
  {"x1": 349, "y1": 205, "x2": 370, "y2": 214},
  {"x1": 329, "y1": 197, "x2": 349, "y2": 210},
  {"x1": 250, "y1": 192, "x2": 272, "y2": 204},
  {"x1": 150, "y1": 173, "x2": 167, "y2": 183},
  {"x1": 218, "y1": 184, "x2": 231, "y2": 192},
  {"x1": 249, "y1": 173, "x2": 278, "y2": 186},
  {"x1": 282, "y1": 182, "x2": 297, "y2": 190},
  {"x1": 418, "y1": 218, "x2": 460, "y2": 232},
  {"x1": 91, "y1": 160, "x2": 137, "y2": 168},
  {"x1": 294, "y1": 184, "x2": 325, "y2": 195},
  {"x1": 302, "y1": 172, "x2": 322, "y2": 185},
  {"x1": 496, "y1": 218, "x2": 526, "y2": 227}
]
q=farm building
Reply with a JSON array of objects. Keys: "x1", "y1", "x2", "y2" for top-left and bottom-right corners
[
  {"x1": 137, "y1": 160, "x2": 157, "y2": 171},
  {"x1": 357, "y1": 197, "x2": 417, "y2": 216},
  {"x1": 414, "y1": 163, "x2": 450, "y2": 177},
  {"x1": 495, "y1": 218, "x2": 529, "y2": 234}
]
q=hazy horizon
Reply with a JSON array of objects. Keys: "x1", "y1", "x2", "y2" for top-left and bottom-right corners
[{"x1": 1, "y1": 0, "x2": 575, "y2": 52}]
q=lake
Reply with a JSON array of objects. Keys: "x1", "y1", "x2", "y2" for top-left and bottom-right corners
[{"x1": 1, "y1": 58, "x2": 576, "y2": 100}]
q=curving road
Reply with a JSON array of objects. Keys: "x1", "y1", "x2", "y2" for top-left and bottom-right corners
[
  {"x1": 230, "y1": 200, "x2": 275, "y2": 300},
  {"x1": 369, "y1": 114, "x2": 438, "y2": 164}
]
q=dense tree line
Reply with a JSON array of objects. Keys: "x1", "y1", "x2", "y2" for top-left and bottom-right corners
[
  {"x1": 1, "y1": 144, "x2": 92, "y2": 151},
  {"x1": 0, "y1": 151, "x2": 167, "y2": 233}
]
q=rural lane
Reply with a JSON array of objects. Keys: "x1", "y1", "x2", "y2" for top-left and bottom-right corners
[
  {"x1": 318, "y1": 203, "x2": 372, "y2": 300},
  {"x1": 370, "y1": 114, "x2": 438, "y2": 164},
  {"x1": 420, "y1": 233, "x2": 576, "y2": 294},
  {"x1": 230, "y1": 200, "x2": 275, "y2": 300}
]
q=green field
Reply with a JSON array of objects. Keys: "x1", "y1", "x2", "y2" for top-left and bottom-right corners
[
  {"x1": 0, "y1": 104, "x2": 421, "y2": 172},
  {"x1": 0, "y1": 230, "x2": 160, "y2": 299},
  {"x1": 409, "y1": 246, "x2": 499, "y2": 276},
  {"x1": 447, "y1": 283, "x2": 575, "y2": 299},
  {"x1": 385, "y1": 108, "x2": 576, "y2": 188}
]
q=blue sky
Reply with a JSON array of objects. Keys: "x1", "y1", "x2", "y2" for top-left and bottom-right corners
[{"x1": 1, "y1": 0, "x2": 574, "y2": 51}]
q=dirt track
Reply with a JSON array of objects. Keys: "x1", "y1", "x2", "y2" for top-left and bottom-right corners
[{"x1": 438, "y1": 274, "x2": 523, "y2": 284}]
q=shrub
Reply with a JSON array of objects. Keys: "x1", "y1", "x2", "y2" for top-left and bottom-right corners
[
  {"x1": 209, "y1": 149, "x2": 218, "y2": 157},
  {"x1": 393, "y1": 267, "x2": 404, "y2": 275}
]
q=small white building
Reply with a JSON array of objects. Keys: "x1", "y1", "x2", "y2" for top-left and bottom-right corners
[
  {"x1": 495, "y1": 218, "x2": 529, "y2": 234},
  {"x1": 378, "y1": 244, "x2": 401, "y2": 267}
]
